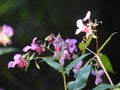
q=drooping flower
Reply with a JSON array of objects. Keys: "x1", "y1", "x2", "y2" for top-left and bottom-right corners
[
  {"x1": 73, "y1": 61, "x2": 83, "y2": 76},
  {"x1": 75, "y1": 11, "x2": 93, "y2": 39},
  {"x1": 23, "y1": 37, "x2": 42, "y2": 54},
  {"x1": 0, "y1": 24, "x2": 14, "y2": 46},
  {"x1": 92, "y1": 69, "x2": 104, "y2": 85},
  {"x1": 60, "y1": 50, "x2": 70, "y2": 66},
  {"x1": 53, "y1": 35, "x2": 65, "y2": 58},
  {"x1": 65, "y1": 39, "x2": 77, "y2": 53},
  {"x1": 8, "y1": 54, "x2": 26, "y2": 68}
]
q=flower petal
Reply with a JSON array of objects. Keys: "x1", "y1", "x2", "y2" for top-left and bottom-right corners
[
  {"x1": 76, "y1": 19, "x2": 84, "y2": 28},
  {"x1": 8, "y1": 61, "x2": 16, "y2": 68},
  {"x1": 2, "y1": 24, "x2": 14, "y2": 37},
  {"x1": 83, "y1": 11, "x2": 91, "y2": 21},
  {"x1": 23, "y1": 46, "x2": 32, "y2": 52},
  {"x1": 13, "y1": 54, "x2": 21, "y2": 61}
]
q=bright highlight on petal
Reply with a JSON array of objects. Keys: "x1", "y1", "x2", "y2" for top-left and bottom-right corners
[{"x1": 83, "y1": 11, "x2": 91, "y2": 21}]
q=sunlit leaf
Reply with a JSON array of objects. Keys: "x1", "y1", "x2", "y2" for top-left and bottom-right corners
[
  {"x1": 98, "y1": 32, "x2": 117, "y2": 53},
  {"x1": 65, "y1": 53, "x2": 90, "y2": 75},
  {"x1": 92, "y1": 83, "x2": 113, "y2": 90},
  {"x1": 99, "y1": 54, "x2": 114, "y2": 74},
  {"x1": 67, "y1": 63, "x2": 91, "y2": 90},
  {"x1": 0, "y1": 47, "x2": 17, "y2": 55}
]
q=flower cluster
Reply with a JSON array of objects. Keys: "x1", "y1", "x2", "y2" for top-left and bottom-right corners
[
  {"x1": 8, "y1": 33, "x2": 78, "y2": 69},
  {"x1": 7, "y1": 11, "x2": 116, "y2": 90}
]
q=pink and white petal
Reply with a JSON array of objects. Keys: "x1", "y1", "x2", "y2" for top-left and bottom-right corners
[
  {"x1": 8, "y1": 61, "x2": 16, "y2": 68},
  {"x1": 2, "y1": 24, "x2": 14, "y2": 37},
  {"x1": 83, "y1": 11, "x2": 91, "y2": 21},
  {"x1": 23, "y1": 46, "x2": 32, "y2": 52},
  {"x1": 76, "y1": 19, "x2": 84, "y2": 28},
  {"x1": 32, "y1": 37, "x2": 37, "y2": 43},
  {"x1": 86, "y1": 33, "x2": 90, "y2": 39},
  {"x1": 75, "y1": 29, "x2": 82, "y2": 35},
  {"x1": 13, "y1": 54, "x2": 21, "y2": 61}
]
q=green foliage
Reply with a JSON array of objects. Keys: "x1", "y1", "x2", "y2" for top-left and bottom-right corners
[
  {"x1": 92, "y1": 83, "x2": 113, "y2": 90},
  {"x1": 98, "y1": 32, "x2": 117, "y2": 53},
  {"x1": 42, "y1": 57, "x2": 62, "y2": 72},
  {"x1": 35, "y1": 61, "x2": 40, "y2": 70},
  {"x1": 115, "y1": 83, "x2": 120, "y2": 90},
  {"x1": 99, "y1": 54, "x2": 114, "y2": 74},
  {"x1": 79, "y1": 35, "x2": 93, "y2": 51},
  {"x1": 67, "y1": 63, "x2": 91, "y2": 90},
  {"x1": 79, "y1": 42, "x2": 86, "y2": 51},
  {"x1": 65, "y1": 53, "x2": 90, "y2": 75},
  {"x1": 0, "y1": 47, "x2": 17, "y2": 55}
]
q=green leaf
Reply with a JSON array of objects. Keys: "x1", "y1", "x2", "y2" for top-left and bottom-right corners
[
  {"x1": 35, "y1": 61, "x2": 40, "y2": 70},
  {"x1": 43, "y1": 58, "x2": 62, "y2": 71},
  {"x1": 92, "y1": 83, "x2": 113, "y2": 90},
  {"x1": 79, "y1": 35, "x2": 93, "y2": 51},
  {"x1": 79, "y1": 42, "x2": 86, "y2": 51},
  {"x1": 115, "y1": 82, "x2": 120, "y2": 89},
  {"x1": 65, "y1": 53, "x2": 90, "y2": 75},
  {"x1": 99, "y1": 54, "x2": 114, "y2": 74},
  {"x1": 67, "y1": 64, "x2": 91, "y2": 90},
  {"x1": 98, "y1": 32, "x2": 117, "y2": 52},
  {"x1": 0, "y1": 47, "x2": 17, "y2": 55}
]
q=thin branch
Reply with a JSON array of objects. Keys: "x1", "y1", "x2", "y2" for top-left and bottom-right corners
[{"x1": 86, "y1": 47, "x2": 115, "y2": 89}]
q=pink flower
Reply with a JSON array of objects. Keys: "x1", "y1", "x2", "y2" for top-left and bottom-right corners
[
  {"x1": 73, "y1": 61, "x2": 83, "y2": 76},
  {"x1": 60, "y1": 50, "x2": 70, "y2": 66},
  {"x1": 2, "y1": 24, "x2": 14, "y2": 37},
  {"x1": 0, "y1": 24, "x2": 14, "y2": 46},
  {"x1": 8, "y1": 54, "x2": 26, "y2": 68},
  {"x1": 92, "y1": 69, "x2": 104, "y2": 85},
  {"x1": 23, "y1": 37, "x2": 42, "y2": 54},
  {"x1": 75, "y1": 11, "x2": 93, "y2": 39},
  {"x1": 53, "y1": 36, "x2": 65, "y2": 58}
]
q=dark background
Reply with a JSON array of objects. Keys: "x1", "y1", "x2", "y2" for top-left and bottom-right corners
[{"x1": 0, "y1": 0, "x2": 120, "y2": 90}]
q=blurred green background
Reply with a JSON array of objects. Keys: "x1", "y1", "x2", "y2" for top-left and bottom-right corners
[{"x1": 0, "y1": 0, "x2": 120, "y2": 90}]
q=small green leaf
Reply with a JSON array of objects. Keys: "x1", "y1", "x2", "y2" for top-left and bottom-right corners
[
  {"x1": 98, "y1": 32, "x2": 117, "y2": 53},
  {"x1": 99, "y1": 54, "x2": 114, "y2": 74},
  {"x1": 92, "y1": 83, "x2": 113, "y2": 90},
  {"x1": 0, "y1": 47, "x2": 17, "y2": 55},
  {"x1": 29, "y1": 53, "x2": 35, "y2": 60},
  {"x1": 43, "y1": 58, "x2": 62, "y2": 71},
  {"x1": 79, "y1": 42, "x2": 86, "y2": 51},
  {"x1": 67, "y1": 63, "x2": 91, "y2": 90},
  {"x1": 35, "y1": 61, "x2": 40, "y2": 70},
  {"x1": 65, "y1": 53, "x2": 90, "y2": 75}
]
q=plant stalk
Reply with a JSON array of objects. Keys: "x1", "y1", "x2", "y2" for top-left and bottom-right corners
[
  {"x1": 86, "y1": 47, "x2": 115, "y2": 89},
  {"x1": 62, "y1": 71, "x2": 67, "y2": 90}
]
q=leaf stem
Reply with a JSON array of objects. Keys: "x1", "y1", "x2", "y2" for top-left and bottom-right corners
[
  {"x1": 86, "y1": 47, "x2": 115, "y2": 89},
  {"x1": 62, "y1": 71, "x2": 67, "y2": 90}
]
